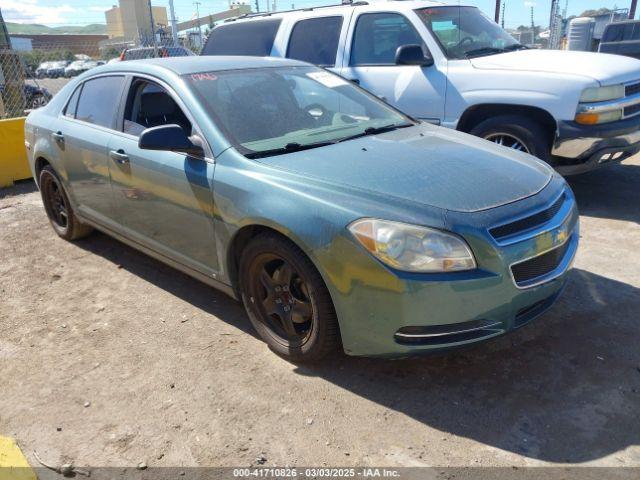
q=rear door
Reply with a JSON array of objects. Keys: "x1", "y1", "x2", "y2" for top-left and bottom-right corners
[
  {"x1": 107, "y1": 77, "x2": 219, "y2": 275},
  {"x1": 284, "y1": 15, "x2": 347, "y2": 72},
  {"x1": 339, "y1": 11, "x2": 447, "y2": 123},
  {"x1": 58, "y1": 75, "x2": 126, "y2": 225}
]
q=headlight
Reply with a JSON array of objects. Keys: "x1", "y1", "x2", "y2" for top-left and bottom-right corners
[
  {"x1": 348, "y1": 218, "x2": 476, "y2": 273},
  {"x1": 575, "y1": 109, "x2": 623, "y2": 125},
  {"x1": 579, "y1": 84, "x2": 625, "y2": 103}
]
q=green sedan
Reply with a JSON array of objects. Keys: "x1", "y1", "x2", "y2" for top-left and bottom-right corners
[{"x1": 25, "y1": 57, "x2": 579, "y2": 361}]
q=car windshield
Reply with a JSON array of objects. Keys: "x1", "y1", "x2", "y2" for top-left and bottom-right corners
[
  {"x1": 185, "y1": 66, "x2": 413, "y2": 157},
  {"x1": 415, "y1": 6, "x2": 522, "y2": 59}
]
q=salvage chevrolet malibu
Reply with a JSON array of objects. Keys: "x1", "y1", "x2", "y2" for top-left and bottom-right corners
[{"x1": 25, "y1": 57, "x2": 579, "y2": 361}]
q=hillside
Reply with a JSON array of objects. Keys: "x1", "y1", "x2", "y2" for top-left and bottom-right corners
[{"x1": 6, "y1": 22, "x2": 107, "y2": 35}]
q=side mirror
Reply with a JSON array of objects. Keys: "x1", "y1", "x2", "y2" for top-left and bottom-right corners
[
  {"x1": 395, "y1": 44, "x2": 434, "y2": 67},
  {"x1": 138, "y1": 124, "x2": 204, "y2": 157}
]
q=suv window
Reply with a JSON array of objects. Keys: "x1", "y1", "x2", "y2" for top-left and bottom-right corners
[
  {"x1": 351, "y1": 13, "x2": 425, "y2": 66},
  {"x1": 602, "y1": 23, "x2": 638, "y2": 42},
  {"x1": 202, "y1": 19, "x2": 281, "y2": 56},
  {"x1": 74, "y1": 76, "x2": 125, "y2": 128},
  {"x1": 122, "y1": 79, "x2": 192, "y2": 137},
  {"x1": 286, "y1": 16, "x2": 344, "y2": 67}
]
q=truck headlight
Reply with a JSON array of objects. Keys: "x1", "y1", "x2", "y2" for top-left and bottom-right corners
[
  {"x1": 348, "y1": 218, "x2": 476, "y2": 273},
  {"x1": 575, "y1": 109, "x2": 623, "y2": 125},
  {"x1": 580, "y1": 84, "x2": 624, "y2": 103}
]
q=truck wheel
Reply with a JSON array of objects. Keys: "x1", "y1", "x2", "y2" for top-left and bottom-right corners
[
  {"x1": 239, "y1": 232, "x2": 340, "y2": 363},
  {"x1": 470, "y1": 115, "x2": 551, "y2": 163}
]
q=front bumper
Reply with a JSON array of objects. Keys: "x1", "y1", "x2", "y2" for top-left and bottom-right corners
[
  {"x1": 552, "y1": 115, "x2": 640, "y2": 175},
  {"x1": 322, "y1": 181, "x2": 579, "y2": 358}
]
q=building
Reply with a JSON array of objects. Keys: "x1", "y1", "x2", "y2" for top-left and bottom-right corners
[
  {"x1": 8, "y1": 34, "x2": 109, "y2": 57},
  {"x1": 105, "y1": 0, "x2": 168, "y2": 42}
]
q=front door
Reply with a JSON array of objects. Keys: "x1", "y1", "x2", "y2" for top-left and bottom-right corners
[
  {"x1": 107, "y1": 78, "x2": 219, "y2": 275},
  {"x1": 340, "y1": 11, "x2": 447, "y2": 124}
]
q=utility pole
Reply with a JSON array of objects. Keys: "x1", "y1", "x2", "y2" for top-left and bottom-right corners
[
  {"x1": 147, "y1": 0, "x2": 159, "y2": 55},
  {"x1": 168, "y1": 0, "x2": 179, "y2": 46},
  {"x1": 194, "y1": 1, "x2": 202, "y2": 47},
  {"x1": 494, "y1": 0, "x2": 501, "y2": 23},
  {"x1": 631, "y1": 0, "x2": 638, "y2": 19}
]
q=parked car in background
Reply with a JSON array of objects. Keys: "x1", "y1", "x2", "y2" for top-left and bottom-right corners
[
  {"x1": 599, "y1": 20, "x2": 640, "y2": 60},
  {"x1": 35, "y1": 61, "x2": 55, "y2": 78},
  {"x1": 64, "y1": 60, "x2": 105, "y2": 77},
  {"x1": 24, "y1": 83, "x2": 52, "y2": 109},
  {"x1": 119, "y1": 45, "x2": 195, "y2": 61},
  {"x1": 25, "y1": 57, "x2": 578, "y2": 361},
  {"x1": 46, "y1": 61, "x2": 70, "y2": 78},
  {"x1": 202, "y1": 0, "x2": 640, "y2": 175},
  {"x1": 0, "y1": 82, "x2": 51, "y2": 110}
]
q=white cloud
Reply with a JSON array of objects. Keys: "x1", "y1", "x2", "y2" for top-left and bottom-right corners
[{"x1": 2, "y1": 0, "x2": 77, "y2": 25}]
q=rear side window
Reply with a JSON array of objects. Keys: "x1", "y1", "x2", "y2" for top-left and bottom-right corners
[
  {"x1": 286, "y1": 16, "x2": 344, "y2": 67},
  {"x1": 202, "y1": 19, "x2": 281, "y2": 56},
  {"x1": 602, "y1": 23, "x2": 636, "y2": 42},
  {"x1": 64, "y1": 85, "x2": 82, "y2": 118},
  {"x1": 351, "y1": 13, "x2": 425, "y2": 66},
  {"x1": 75, "y1": 76, "x2": 125, "y2": 129}
]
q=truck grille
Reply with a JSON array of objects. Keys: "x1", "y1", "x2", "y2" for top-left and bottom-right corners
[
  {"x1": 624, "y1": 103, "x2": 640, "y2": 118},
  {"x1": 490, "y1": 193, "x2": 565, "y2": 242},
  {"x1": 511, "y1": 240, "x2": 571, "y2": 287},
  {"x1": 626, "y1": 82, "x2": 640, "y2": 97}
]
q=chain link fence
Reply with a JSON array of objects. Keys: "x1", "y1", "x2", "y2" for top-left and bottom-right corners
[{"x1": 0, "y1": 33, "x2": 203, "y2": 120}]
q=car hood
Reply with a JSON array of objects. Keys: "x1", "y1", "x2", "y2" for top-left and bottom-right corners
[
  {"x1": 471, "y1": 49, "x2": 640, "y2": 84},
  {"x1": 258, "y1": 124, "x2": 552, "y2": 213}
]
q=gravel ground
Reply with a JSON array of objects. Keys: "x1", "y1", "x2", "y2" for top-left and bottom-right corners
[{"x1": 1, "y1": 157, "x2": 639, "y2": 470}]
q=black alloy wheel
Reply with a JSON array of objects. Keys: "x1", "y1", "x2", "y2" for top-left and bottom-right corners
[{"x1": 239, "y1": 233, "x2": 340, "y2": 362}]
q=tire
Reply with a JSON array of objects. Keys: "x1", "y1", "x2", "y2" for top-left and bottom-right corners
[
  {"x1": 29, "y1": 93, "x2": 48, "y2": 109},
  {"x1": 39, "y1": 165, "x2": 93, "y2": 241},
  {"x1": 239, "y1": 232, "x2": 340, "y2": 362},
  {"x1": 470, "y1": 114, "x2": 552, "y2": 163}
]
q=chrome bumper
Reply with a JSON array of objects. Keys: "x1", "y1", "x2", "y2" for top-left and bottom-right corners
[{"x1": 552, "y1": 114, "x2": 640, "y2": 174}]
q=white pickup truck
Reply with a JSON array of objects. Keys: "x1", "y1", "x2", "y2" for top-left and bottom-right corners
[{"x1": 201, "y1": 0, "x2": 640, "y2": 174}]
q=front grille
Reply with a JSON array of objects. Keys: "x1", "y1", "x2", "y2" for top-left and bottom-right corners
[
  {"x1": 490, "y1": 193, "x2": 565, "y2": 241},
  {"x1": 624, "y1": 103, "x2": 640, "y2": 118},
  {"x1": 626, "y1": 82, "x2": 640, "y2": 97},
  {"x1": 511, "y1": 239, "x2": 571, "y2": 286},
  {"x1": 624, "y1": 83, "x2": 640, "y2": 97}
]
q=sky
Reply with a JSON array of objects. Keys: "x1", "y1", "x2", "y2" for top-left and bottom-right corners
[{"x1": 1, "y1": 0, "x2": 634, "y2": 30}]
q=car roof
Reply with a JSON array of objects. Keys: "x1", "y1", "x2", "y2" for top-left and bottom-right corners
[{"x1": 95, "y1": 56, "x2": 309, "y2": 76}]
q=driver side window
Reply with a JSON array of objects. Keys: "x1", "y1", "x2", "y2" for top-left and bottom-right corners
[
  {"x1": 350, "y1": 13, "x2": 426, "y2": 66},
  {"x1": 122, "y1": 79, "x2": 192, "y2": 137}
]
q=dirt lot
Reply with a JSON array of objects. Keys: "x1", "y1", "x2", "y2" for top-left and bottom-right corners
[{"x1": 1, "y1": 157, "x2": 639, "y2": 471}]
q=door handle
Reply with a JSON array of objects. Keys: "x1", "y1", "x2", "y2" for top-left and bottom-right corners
[
  {"x1": 348, "y1": 78, "x2": 360, "y2": 85},
  {"x1": 109, "y1": 149, "x2": 130, "y2": 165},
  {"x1": 52, "y1": 131, "x2": 64, "y2": 142}
]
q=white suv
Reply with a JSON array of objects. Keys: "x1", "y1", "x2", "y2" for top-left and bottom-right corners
[{"x1": 202, "y1": 0, "x2": 640, "y2": 174}]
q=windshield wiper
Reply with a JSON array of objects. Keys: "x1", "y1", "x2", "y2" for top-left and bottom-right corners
[
  {"x1": 244, "y1": 140, "x2": 335, "y2": 159},
  {"x1": 504, "y1": 43, "x2": 529, "y2": 51},
  {"x1": 336, "y1": 123, "x2": 413, "y2": 143},
  {"x1": 464, "y1": 47, "x2": 506, "y2": 59}
]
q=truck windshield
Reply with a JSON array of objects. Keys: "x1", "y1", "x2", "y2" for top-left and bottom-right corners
[
  {"x1": 416, "y1": 6, "x2": 522, "y2": 59},
  {"x1": 185, "y1": 66, "x2": 412, "y2": 158}
]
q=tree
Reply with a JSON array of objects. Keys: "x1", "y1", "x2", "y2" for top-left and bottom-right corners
[{"x1": 580, "y1": 8, "x2": 613, "y2": 17}]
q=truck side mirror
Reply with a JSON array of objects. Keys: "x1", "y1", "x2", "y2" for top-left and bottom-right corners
[{"x1": 395, "y1": 44, "x2": 434, "y2": 67}]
